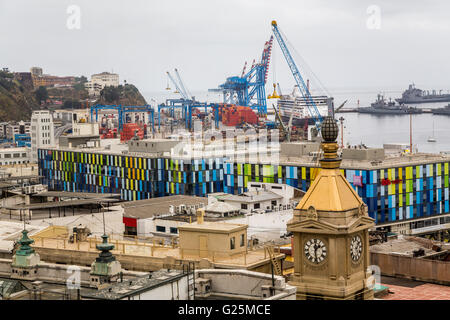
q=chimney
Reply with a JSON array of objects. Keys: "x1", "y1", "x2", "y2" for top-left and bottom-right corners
[{"x1": 196, "y1": 208, "x2": 205, "y2": 224}]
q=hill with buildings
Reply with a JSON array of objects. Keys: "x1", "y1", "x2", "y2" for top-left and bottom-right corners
[
  {"x1": 0, "y1": 70, "x2": 39, "y2": 122},
  {"x1": 96, "y1": 84, "x2": 147, "y2": 106}
]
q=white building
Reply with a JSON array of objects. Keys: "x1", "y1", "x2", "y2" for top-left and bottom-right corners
[
  {"x1": 0, "y1": 147, "x2": 30, "y2": 166},
  {"x1": 6, "y1": 121, "x2": 30, "y2": 140},
  {"x1": 85, "y1": 72, "x2": 119, "y2": 97},
  {"x1": 52, "y1": 108, "x2": 90, "y2": 124},
  {"x1": 31, "y1": 110, "x2": 55, "y2": 162}
]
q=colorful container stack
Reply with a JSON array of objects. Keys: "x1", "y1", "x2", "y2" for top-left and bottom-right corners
[
  {"x1": 220, "y1": 105, "x2": 258, "y2": 126},
  {"x1": 120, "y1": 123, "x2": 144, "y2": 143}
]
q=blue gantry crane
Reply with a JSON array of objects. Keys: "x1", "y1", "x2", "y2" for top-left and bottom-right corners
[
  {"x1": 90, "y1": 104, "x2": 155, "y2": 133},
  {"x1": 270, "y1": 20, "x2": 324, "y2": 131},
  {"x1": 212, "y1": 36, "x2": 274, "y2": 115}
]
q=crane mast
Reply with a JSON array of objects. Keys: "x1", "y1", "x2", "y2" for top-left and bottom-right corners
[
  {"x1": 167, "y1": 71, "x2": 188, "y2": 100},
  {"x1": 270, "y1": 20, "x2": 323, "y2": 130},
  {"x1": 174, "y1": 68, "x2": 193, "y2": 100}
]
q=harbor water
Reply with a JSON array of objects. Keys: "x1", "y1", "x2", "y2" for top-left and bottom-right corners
[{"x1": 143, "y1": 86, "x2": 450, "y2": 154}]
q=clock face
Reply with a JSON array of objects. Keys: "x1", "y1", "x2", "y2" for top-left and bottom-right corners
[
  {"x1": 350, "y1": 235, "x2": 363, "y2": 262},
  {"x1": 304, "y1": 239, "x2": 327, "y2": 264}
]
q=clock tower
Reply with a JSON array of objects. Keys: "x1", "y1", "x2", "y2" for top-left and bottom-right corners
[{"x1": 287, "y1": 117, "x2": 375, "y2": 300}]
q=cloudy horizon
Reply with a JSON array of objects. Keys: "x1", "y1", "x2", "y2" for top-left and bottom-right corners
[{"x1": 1, "y1": 0, "x2": 449, "y2": 97}]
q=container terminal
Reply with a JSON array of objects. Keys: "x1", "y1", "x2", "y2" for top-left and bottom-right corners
[{"x1": 0, "y1": 19, "x2": 449, "y2": 301}]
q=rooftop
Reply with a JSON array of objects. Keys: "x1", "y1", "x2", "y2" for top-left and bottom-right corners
[
  {"x1": 179, "y1": 221, "x2": 247, "y2": 233},
  {"x1": 380, "y1": 276, "x2": 450, "y2": 300},
  {"x1": 370, "y1": 235, "x2": 450, "y2": 257},
  {"x1": 121, "y1": 195, "x2": 208, "y2": 219},
  {"x1": 205, "y1": 201, "x2": 239, "y2": 213},
  {"x1": 216, "y1": 191, "x2": 282, "y2": 204},
  {"x1": 82, "y1": 270, "x2": 186, "y2": 300}
]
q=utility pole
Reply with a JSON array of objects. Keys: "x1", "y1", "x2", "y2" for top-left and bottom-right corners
[
  {"x1": 339, "y1": 116, "x2": 345, "y2": 149},
  {"x1": 410, "y1": 113, "x2": 413, "y2": 154}
]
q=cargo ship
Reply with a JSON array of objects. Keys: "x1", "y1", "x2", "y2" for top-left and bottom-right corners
[
  {"x1": 358, "y1": 94, "x2": 422, "y2": 115},
  {"x1": 277, "y1": 86, "x2": 331, "y2": 127},
  {"x1": 396, "y1": 84, "x2": 450, "y2": 104},
  {"x1": 431, "y1": 103, "x2": 450, "y2": 115}
]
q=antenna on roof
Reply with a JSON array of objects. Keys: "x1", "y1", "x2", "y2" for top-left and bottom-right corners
[{"x1": 102, "y1": 204, "x2": 106, "y2": 235}]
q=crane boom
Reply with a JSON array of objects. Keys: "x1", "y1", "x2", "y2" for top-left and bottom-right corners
[
  {"x1": 167, "y1": 71, "x2": 188, "y2": 100},
  {"x1": 174, "y1": 68, "x2": 192, "y2": 100},
  {"x1": 271, "y1": 21, "x2": 323, "y2": 130}
]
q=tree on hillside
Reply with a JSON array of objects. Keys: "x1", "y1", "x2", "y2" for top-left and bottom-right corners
[
  {"x1": 100, "y1": 86, "x2": 121, "y2": 103},
  {"x1": 35, "y1": 86, "x2": 48, "y2": 105}
]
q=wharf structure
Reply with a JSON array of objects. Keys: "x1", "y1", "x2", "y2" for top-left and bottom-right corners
[{"x1": 37, "y1": 137, "x2": 450, "y2": 237}]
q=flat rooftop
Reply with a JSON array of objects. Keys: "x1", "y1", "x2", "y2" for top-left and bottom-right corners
[
  {"x1": 3, "y1": 198, "x2": 119, "y2": 210},
  {"x1": 275, "y1": 152, "x2": 450, "y2": 170},
  {"x1": 380, "y1": 276, "x2": 450, "y2": 300},
  {"x1": 179, "y1": 221, "x2": 247, "y2": 233},
  {"x1": 217, "y1": 191, "x2": 282, "y2": 203},
  {"x1": 34, "y1": 191, "x2": 121, "y2": 199},
  {"x1": 370, "y1": 236, "x2": 449, "y2": 257},
  {"x1": 121, "y1": 195, "x2": 207, "y2": 219},
  {"x1": 82, "y1": 270, "x2": 186, "y2": 300}
]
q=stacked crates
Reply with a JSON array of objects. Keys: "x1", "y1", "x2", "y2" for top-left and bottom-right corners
[
  {"x1": 120, "y1": 123, "x2": 144, "y2": 142},
  {"x1": 220, "y1": 105, "x2": 258, "y2": 126}
]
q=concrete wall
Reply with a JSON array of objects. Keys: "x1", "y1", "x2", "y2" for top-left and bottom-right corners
[
  {"x1": 280, "y1": 142, "x2": 320, "y2": 158},
  {"x1": 138, "y1": 218, "x2": 183, "y2": 237},
  {"x1": 370, "y1": 252, "x2": 450, "y2": 285},
  {"x1": 128, "y1": 139, "x2": 180, "y2": 155},
  {"x1": 195, "y1": 269, "x2": 296, "y2": 300},
  {"x1": 179, "y1": 229, "x2": 247, "y2": 258},
  {"x1": 0, "y1": 194, "x2": 29, "y2": 216},
  {"x1": 342, "y1": 148, "x2": 385, "y2": 161}
]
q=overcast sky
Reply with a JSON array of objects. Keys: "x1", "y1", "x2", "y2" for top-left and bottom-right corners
[{"x1": 1, "y1": 0, "x2": 449, "y2": 95}]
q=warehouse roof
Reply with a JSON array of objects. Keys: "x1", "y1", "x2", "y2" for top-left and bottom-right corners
[{"x1": 121, "y1": 195, "x2": 208, "y2": 219}]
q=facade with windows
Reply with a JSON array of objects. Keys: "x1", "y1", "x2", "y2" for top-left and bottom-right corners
[
  {"x1": 0, "y1": 147, "x2": 30, "y2": 165},
  {"x1": 31, "y1": 111, "x2": 54, "y2": 162},
  {"x1": 224, "y1": 160, "x2": 450, "y2": 234},
  {"x1": 38, "y1": 148, "x2": 225, "y2": 201},
  {"x1": 38, "y1": 147, "x2": 450, "y2": 233}
]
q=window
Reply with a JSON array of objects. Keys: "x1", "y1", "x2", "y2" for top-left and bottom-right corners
[
  {"x1": 254, "y1": 203, "x2": 260, "y2": 209},
  {"x1": 156, "y1": 225, "x2": 166, "y2": 233},
  {"x1": 240, "y1": 234, "x2": 245, "y2": 247},
  {"x1": 241, "y1": 203, "x2": 247, "y2": 210},
  {"x1": 230, "y1": 237, "x2": 235, "y2": 250},
  {"x1": 170, "y1": 227, "x2": 178, "y2": 234}
]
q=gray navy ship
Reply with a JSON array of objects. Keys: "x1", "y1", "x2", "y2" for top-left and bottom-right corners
[
  {"x1": 358, "y1": 94, "x2": 422, "y2": 115},
  {"x1": 432, "y1": 103, "x2": 450, "y2": 115},
  {"x1": 396, "y1": 84, "x2": 450, "y2": 104}
]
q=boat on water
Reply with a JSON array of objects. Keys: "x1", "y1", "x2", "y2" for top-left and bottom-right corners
[
  {"x1": 396, "y1": 84, "x2": 450, "y2": 104},
  {"x1": 277, "y1": 85, "x2": 331, "y2": 127},
  {"x1": 358, "y1": 94, "x2": 422, "y2": 115},
  {"x1": 427, "y1": 122, "x2": 437, "y2": 143},
  {"x1": 431, "y1": 103, "x2": 450, "y2": 115}
]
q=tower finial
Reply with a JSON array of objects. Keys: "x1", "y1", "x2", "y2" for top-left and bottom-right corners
[{"x1": 319, "y1": 116, "x2": 341, "y2": 169}]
